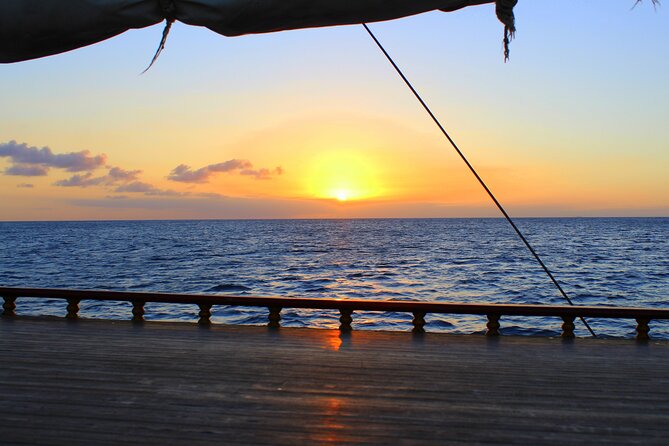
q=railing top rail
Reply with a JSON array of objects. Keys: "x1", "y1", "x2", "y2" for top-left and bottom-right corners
[{"x1": 2, "y1": 286, "x2": 669, "y2": 320}]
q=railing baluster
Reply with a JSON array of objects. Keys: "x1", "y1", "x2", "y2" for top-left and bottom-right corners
[
  {"x1": 198, "y1": 303, "x2": 212, "y2": 326},
  {"x1": 486, "y1": 314, "x2": 501, "y2": 336},
  {"x1": 66, "y1": 298, "x2": 80, "y2": 320},
  {"x1": 636, "y1": 318, "x2": 650, "y2": 341},
  {"x1": 2, "y1": 296, "x2": 16, "y2": 317},
  {"x1": 412, "y1": 311, "x2": 426, "y2": 334},
  {"x1": 561, "y1": 316, "x2": 576, "y2": 339},
  {"x1": 268, "y1": 306, "x2": 282, "y2": 329},
  {"x1": 131, "y1": 300, "x2": 145, "y2": 322},
  {"x1": 339, "y1": 309, "x2": 353, "y2": 332},
  {"x1": 4, "y1": 287, "x2": 669, "y2": 340}
]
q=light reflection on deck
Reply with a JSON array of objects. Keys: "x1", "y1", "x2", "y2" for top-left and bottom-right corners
[{"x1": 1, "y1": 317, "x2": 668, "y2": 445}]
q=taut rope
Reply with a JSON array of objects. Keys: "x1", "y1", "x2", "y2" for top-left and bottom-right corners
[{"x1": 361, "y1": 22, "x2": 597, "y2": 337}]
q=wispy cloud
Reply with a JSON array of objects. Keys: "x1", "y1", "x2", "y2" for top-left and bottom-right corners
[
  {"x1": 0, "y1": 140, "x2": 172, "y2": 197},
  {"x1": 55, "y1": 167, "x2": 184, "y2": 197},
  {"x1": 55, "y1": 173, "x2": 100, "y2": 188},
  {"x1": 195, "y1": 192, "x2": 225, "y2": 199},
  {"x1": 5, "y1": 164, "x2": 49, "y2": 176},
  {"x1": 108, "y1": 167, "x2": 142, "y2": 182},
  {"x1": 55, "y1": 166, "x2": 141, "y2": 188},
  {"x1": 115, "y1": 181, "x2": 181, "y2": 196},
  {"x1": 16, "y1": 183, "x2": 34, "y2": 188},
  {"x1": 0, "y1": 140, "x2": 106, "y2": 174},
  {"x1": 168, "y1": 160, "x2": 283, "y2": 183},
  {"x1": 3, "y1": 140, "x2": 283, "y2": 200},
  {"x1": 240, "y1": 166, "x2": 284, "y2": 180}
]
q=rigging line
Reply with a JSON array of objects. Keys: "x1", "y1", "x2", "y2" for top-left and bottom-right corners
[{"x1": 361, "y1": 23, "x2": 597, "y2": 338}]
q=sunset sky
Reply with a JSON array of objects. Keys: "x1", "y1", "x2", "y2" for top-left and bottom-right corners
[{"x1": 1, "y1": 0, "x2": 667, "y2": 221}]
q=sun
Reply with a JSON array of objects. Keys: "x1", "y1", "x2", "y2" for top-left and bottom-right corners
[
  {"x1": 334, "y1": 189, "x2": 349, "y2": 202},
  {"x1": 306, "y1": 150, "x2": 383, "y2": 202}
]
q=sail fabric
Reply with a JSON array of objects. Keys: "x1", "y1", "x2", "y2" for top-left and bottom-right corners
[
  {"x1": 0, "y1": 1, "x2": 163, "y2": 63},
  {"x1": 0, "y1": 0, "x2": 497, "y2": 64}
]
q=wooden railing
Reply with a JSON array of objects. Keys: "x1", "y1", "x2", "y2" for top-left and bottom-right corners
[{"x1": 2, "y1": 286, "x2": 669, "y2": 340}]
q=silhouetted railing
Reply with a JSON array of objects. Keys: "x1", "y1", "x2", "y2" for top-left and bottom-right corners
[{"x1": 2, "y1": 287, "x2": 668, "y2": 340}]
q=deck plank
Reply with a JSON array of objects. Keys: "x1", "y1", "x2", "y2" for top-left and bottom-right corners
[{"x1": 1, "y1": 318, "x2": 669, "y2": 445}]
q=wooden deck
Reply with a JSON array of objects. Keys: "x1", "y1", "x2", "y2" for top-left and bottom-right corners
[{"x1": 1, "y1": 318, "x2": 669, "y2": 445}]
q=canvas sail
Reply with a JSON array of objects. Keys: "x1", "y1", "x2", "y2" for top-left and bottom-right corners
[{"x1": 0, "y1": 0, "x2": 514, "y2": 64}]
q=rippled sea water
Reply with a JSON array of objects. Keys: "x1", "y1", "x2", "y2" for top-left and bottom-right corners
[{"x1": 1, "y1": 218, "x2": 667, "y2": 338}]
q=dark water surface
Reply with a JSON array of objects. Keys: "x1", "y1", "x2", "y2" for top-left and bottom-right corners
[{"x1": 1, "y1": 218, "x2": 667, "y2": 338}]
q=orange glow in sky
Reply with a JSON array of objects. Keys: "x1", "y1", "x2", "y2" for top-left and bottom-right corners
[
  {"x1": 0, "y1": 2, "x2": 667, "y2": 220},
  {"x1": 305, "y1": 150, "x2": 384, "y2": 202}
]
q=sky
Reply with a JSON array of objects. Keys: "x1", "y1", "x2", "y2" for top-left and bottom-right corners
[{"x1": 1, "y1": 0, "x2": 667, "y2": 221}]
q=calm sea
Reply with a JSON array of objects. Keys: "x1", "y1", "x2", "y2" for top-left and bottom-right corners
[{"x1": 1, "y1": 218, "x2": 667, "y2": 338}]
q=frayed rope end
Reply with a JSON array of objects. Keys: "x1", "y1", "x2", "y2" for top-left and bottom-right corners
[
  {"x1": 632, "y1": 0, "x2": 661, "y2": 10},
  {"x1": 496, "y1": 0, "x2": 518, "y2": 62},
  {"x1": 141, "y1": 18, "x2": 174, "y2": 75},
  {"x1": 503, "y1": 26, "x2": 515, "y2": 63}
]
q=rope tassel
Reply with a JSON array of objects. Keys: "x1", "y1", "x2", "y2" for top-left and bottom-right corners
[
  {"x1": 142, "y1": 0, "x2": 177, "y2": 74},
  {"x1": 142, "y1": 19, "x2": 174, "y2": 74},
  {"x1": 496, "y1": 0, "x2": 518, "y2": 61}
]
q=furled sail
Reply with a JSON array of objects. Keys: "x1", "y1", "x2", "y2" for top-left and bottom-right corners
[{"x1": 0, "y1": 0, "x2": 514, "y2": 64}]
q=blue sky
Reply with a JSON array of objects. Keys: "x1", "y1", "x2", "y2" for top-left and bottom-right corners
[{"x1": 1, "y1": 0, "x2": 667, "y2": 220}]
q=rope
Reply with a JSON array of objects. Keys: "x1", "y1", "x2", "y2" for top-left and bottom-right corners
[
  {"x1": 496, "y1": 0, "x2": 518, "y2": 61},
  {"x1": 142, "y1": 0, "x2": 177, "y2": 74},
  {"x1": 361, "y1": 23, "x2": 597, "y2": 337}
]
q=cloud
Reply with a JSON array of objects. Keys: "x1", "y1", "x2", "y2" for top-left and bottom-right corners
[
  {"x1": 167, "y1": 164, "x2": 210, "y2": 183},
  {"x1": 52, "y1": 162, "x2": 177, "y2": 197},
  {"x1": 168, "y1": 160, "x2": 251, "y2": 183},
  {"x1": 0, "y1": 140, "x2": 106, "y2": 174},
  {"x1": 108, "y1": 166, "x2": 141, "y2": 182},
  {"x1": 54, "y1": 166, "x2": 141, "y2": 188},
  {"x1": 54, "y1": 173, "x2": 98, "y2": 187},
  {"x1": 16, "y1": 183, "x2": 34, "y2": 188},
  {"x1": 240, "y1": 167, "x2": 284, "y2": 180},
  {"x1": 168, "y1": 159, "x2": 282, "y2": 183},
  {"x1": 5, "y1": 164, "x2": 48, "y2": 176},
  {"x1": 114, "y1": 181, "x2": 155, "y2": 193},
  {"x1": 209, "y1": 160, "x2": 253, "y2": 173},
  {"x1": 196, "y1": 192, "x2": 225, "y2": 198},
  {"x1": 2, "y1": 140, "x2": 281, "y2": 201},
  {"x1": 115, "y1": 181, "x2": 181, "y2": 196}
]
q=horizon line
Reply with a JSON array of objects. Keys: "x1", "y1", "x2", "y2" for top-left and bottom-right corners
[{"x1": 1, "y1": 215, "x2": 668, "y2": 224}]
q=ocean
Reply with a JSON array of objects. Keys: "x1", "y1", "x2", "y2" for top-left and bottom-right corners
[{"x1": 1, "y1": 218, "x2": 667, "y2": 338}]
